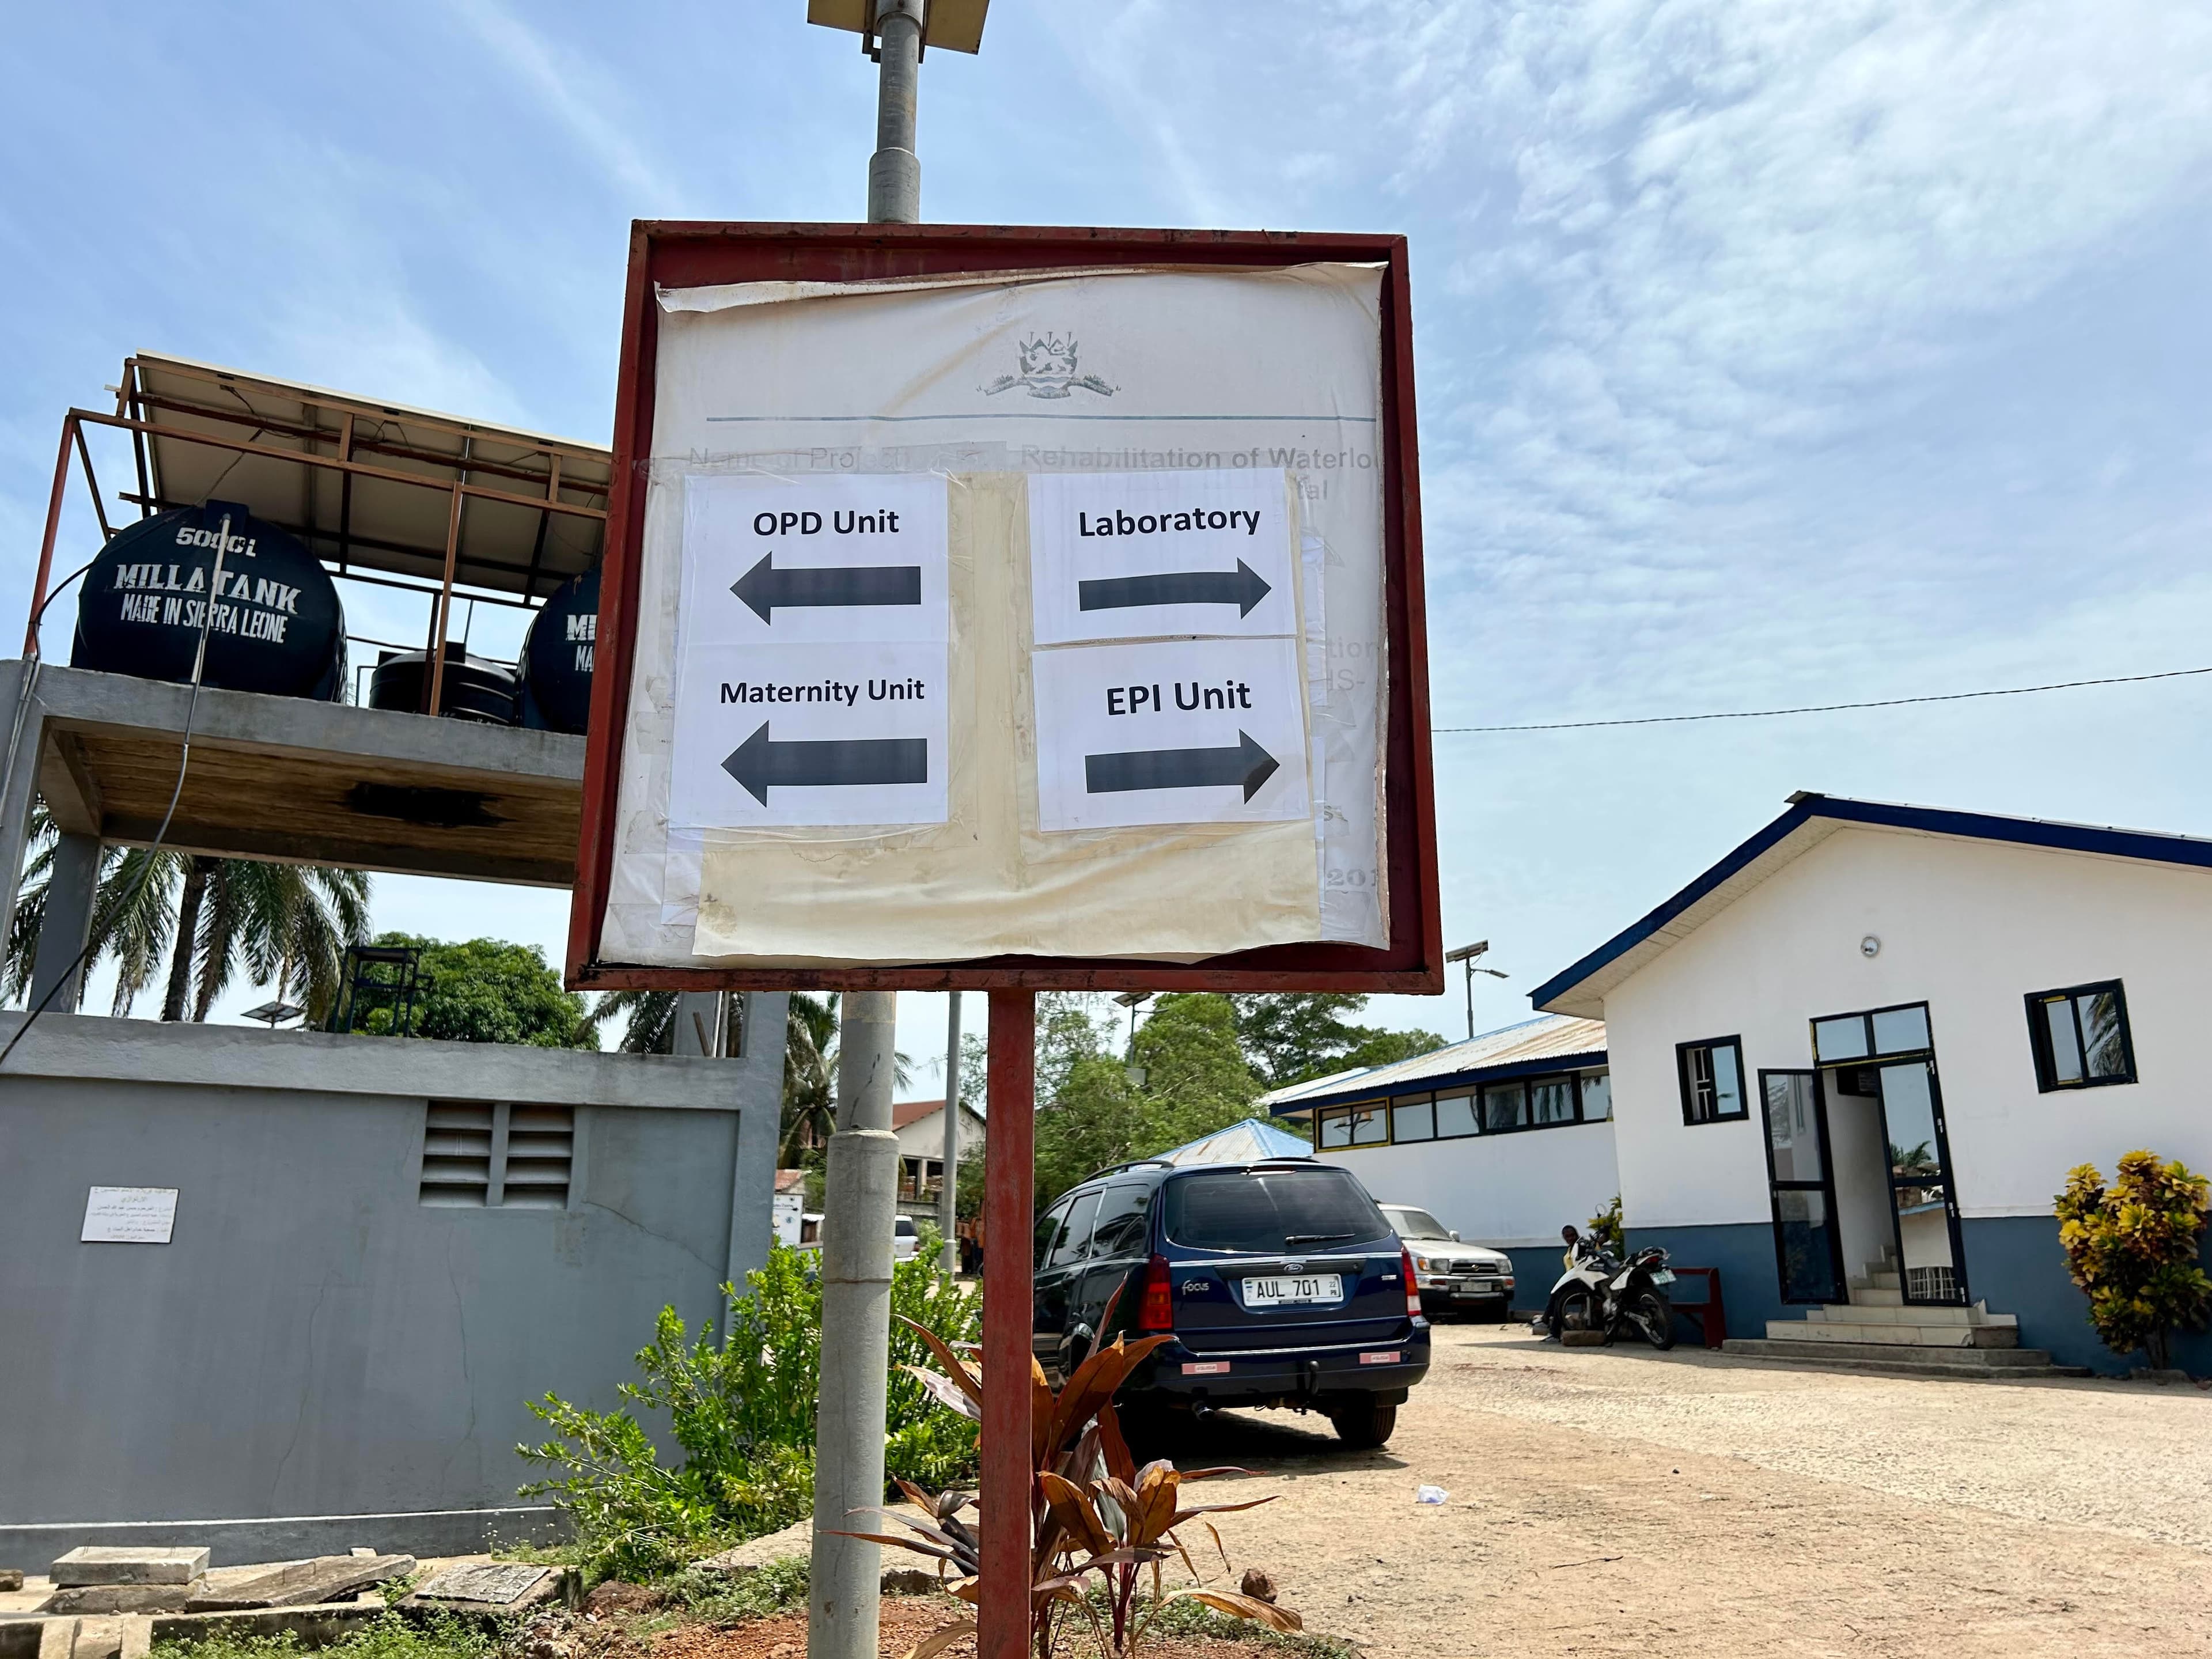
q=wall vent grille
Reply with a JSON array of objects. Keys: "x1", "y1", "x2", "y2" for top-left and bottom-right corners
[
  {"x1": 502, "y1": 1105, "x2": 576, "y2": 1209},
  {"x1": 419, "y1": 1103, "x2": 575, "y2": 1209},
  {"x1": 420, "y1": 1103, "x2": 495, "y2": 1206}
]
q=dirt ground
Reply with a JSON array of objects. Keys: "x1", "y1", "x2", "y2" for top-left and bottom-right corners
[
  {"x1": 1165, "y1": 1321, "x2": 2212, "y2": 1658},
  {"x1": 644, "y1": 1594, "x2": 1294, "y2": 1659}
]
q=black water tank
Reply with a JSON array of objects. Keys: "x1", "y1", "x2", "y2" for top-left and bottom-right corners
[
  {"x1": 367, "y1": 647, "x2": 521, "y2": 725},
  {"x1": 71, "y1": 503, "x2": 346, "y2": 700},
  {"x1": 517, "y1": 566, "x2": 598, "y2": 734}
]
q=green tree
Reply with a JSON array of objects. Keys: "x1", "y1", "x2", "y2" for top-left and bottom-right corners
[
  {"x1": 2055, "y1": 1150, "x2": 2212, "y2": 1371},
  {"x1": 361, "y1": 933, "x2": 596, "y2": 1047},
  {"x1": 1130, "y1": 992, "x2": 1259, "y2": 1147},
  {"x1": 6, "y1": 800, "x2": 368, "y2": 1024},
  {"x1": 1228, "y1": 991, "x2": 1445, "y2": 1088},
  {"x1": 1344, "y1": 1024, "x2": 1448, "y2": 1070}
]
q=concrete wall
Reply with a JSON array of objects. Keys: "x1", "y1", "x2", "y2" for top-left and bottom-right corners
[
  {"x1": 1590, "y1": 825, "x2": 2212, "y2": 1371},
  {"x1": 1317, "y1": 1119, "x2": 1619, "y2": 1257},
  {"x1": 0, "y1": 1003, "x2": 785, "y2": 1563}
]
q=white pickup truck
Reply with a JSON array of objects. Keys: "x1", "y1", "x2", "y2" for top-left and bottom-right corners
[{"x1": 1380, "y1": 1203, "x2": 1516, "y2": 1320}]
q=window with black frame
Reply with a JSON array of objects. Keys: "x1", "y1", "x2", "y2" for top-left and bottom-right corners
[
  {"x1": 1677, "y1": 1036, "x2": 1748, "y2": 1124},
  {"x1": 2025, "y1": 980, "x2": 2135, "y2": 1090}
]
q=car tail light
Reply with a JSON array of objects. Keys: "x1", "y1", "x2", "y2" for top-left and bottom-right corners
[
  {"x1": 1139, "y1": 1254, "x2": 1175, "y2": 1332},
  {"x1": 1400, "y1": 1247, "x2": 1422, "y2": 1316}
]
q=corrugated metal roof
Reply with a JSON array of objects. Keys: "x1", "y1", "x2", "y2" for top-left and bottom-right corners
[
  {"x1": 1260, "y1": 1014, "x2": 1607, "y2": 1118},
  {"x1": 1158, "y1": 1118, "x2": 1315, "y2": 1165}
]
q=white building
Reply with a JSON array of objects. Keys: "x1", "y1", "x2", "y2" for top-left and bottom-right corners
[
  {"x1": 1263, "y1": 1015, "x2": 1618, "y2": 1297},
  {"x1": 891, "y1": 1097, "x2": 988, "y2": 1208},
  {"x1": 1531, "y1": 791, "x2": 2212, "y2": 1375}
]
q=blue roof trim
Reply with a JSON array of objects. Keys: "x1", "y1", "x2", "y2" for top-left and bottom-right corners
[
  {"x1": 1529, "y1": 793, "x2": 2212, "y2": 1012},
  {"x1": 1269, "y1": 1048, "x2": 1608, "y2": 1118}
]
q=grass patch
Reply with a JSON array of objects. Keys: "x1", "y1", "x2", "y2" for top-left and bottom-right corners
[
  {"x1": 151, "y1": 1615, "x2": 489, "y2": 1659},
  {"x1": 1065, "y1": 1589, "x2": 1361, "y2": 1658},
  {"x1": 637, "y1": 1557, "x2": 812, "y2": 1628}
]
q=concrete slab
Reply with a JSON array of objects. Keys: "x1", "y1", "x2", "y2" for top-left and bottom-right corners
[
  {"x1": 148, "y1": 1600, "x2": 387, "y2": 1647},
  {"x1": 47, "y1": 1554, "x2": 206, "y2": 1590}
]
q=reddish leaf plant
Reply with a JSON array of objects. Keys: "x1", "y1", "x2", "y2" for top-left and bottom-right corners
[{"x1": 835, "y1": 1316, "x2": 1300, "y2": 1659}]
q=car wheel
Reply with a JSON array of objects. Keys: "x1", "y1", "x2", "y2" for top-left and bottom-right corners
[{"x1": 1327, "y1": 1396, "x2": 1397, "y2": 1449}]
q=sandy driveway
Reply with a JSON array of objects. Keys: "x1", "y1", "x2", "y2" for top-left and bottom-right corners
[{"x1": 1169, "y1": 1323, "x2": 2212, "y2": 1658}]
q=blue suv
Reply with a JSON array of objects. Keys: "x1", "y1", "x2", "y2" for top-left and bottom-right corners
[{"x1": 1032, "y1": 1157, "x2": 1429, "y2": 1448}]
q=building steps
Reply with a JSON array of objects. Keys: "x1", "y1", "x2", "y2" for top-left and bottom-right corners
[
  {"x1": 1722, "y1": 1338, "x2": 2092, "y2": 1379},
  {"x1": 1737, "y1": 1246, "x2": 2088, "y2": 1373}
]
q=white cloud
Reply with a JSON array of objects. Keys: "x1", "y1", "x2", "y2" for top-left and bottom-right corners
[{"x1": 448, "y1": 0, "x2": 691, "y2": 213}]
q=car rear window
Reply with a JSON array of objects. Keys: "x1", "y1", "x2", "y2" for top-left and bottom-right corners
[{"x1": 1162, "y1": 1168, "x2": 1390, "y2": 1254}]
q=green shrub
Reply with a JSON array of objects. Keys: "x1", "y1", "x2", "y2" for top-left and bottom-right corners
[
  {"x1": 518, "y1": 1241, "x2": 980, "y2": 1582},
  {"x1": 1586, "y1": 1194, "x2": 1624, "y2": 1257},
  {"x1": 2055, "y1": 1150, "x2": 2212, "y2": 1370},
  {"x1": 151, "y1": 1613, "x2": 486, "y2": 1659}
]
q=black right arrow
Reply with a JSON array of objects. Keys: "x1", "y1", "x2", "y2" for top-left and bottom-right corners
[
  {"x1": 1078, "y1": 559, "x2": 1272, "y2": 618},
  {"x1": 732, "y1": 552, "x2": 922, "y2": 623},
  {"x1": 722, "y1": 721, "x2": 929, "y2": 805},
  {"x1": 1085, "y1": 730, "x2": 1281, "y2": 802}
]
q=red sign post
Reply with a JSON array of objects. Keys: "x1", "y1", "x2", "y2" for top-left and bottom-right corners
[{"x1": 572, "y1": 222, "x2": 1438, "y2": 1659}]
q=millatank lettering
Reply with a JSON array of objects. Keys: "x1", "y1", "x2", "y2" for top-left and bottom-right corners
[{"x1": 107, "y1": 561, "x2": 302, "y2": 643}]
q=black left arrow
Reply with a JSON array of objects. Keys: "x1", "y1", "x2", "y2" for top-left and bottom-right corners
[
  {"x1": 1077, "y1": 559, "x2": 1272, "y2": 618},
  {"x1": 732, "y1": 552, "x2": 922, "y2": 623},
  {"x1": 1084, "y1": 730, "x2": 1281, "y2": 802},
  {"x1": 722, "y1": 722, "x2": 929, "y2": 805}
]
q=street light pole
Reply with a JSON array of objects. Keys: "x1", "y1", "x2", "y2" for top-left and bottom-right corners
[
  {"x1": 802, "y1": 9, "x2": 990, "y2": 1657},
  {"x1": 868, "y1": 0, "x2": 924, "y2": 222},
  {"x1": 939, "y1": 990, "x2": 962, "y2": 1272}
]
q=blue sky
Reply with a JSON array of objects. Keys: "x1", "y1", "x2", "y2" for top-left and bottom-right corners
[{"x1": 7, "y1": 2, "x2": 2211, "y2": 1075}]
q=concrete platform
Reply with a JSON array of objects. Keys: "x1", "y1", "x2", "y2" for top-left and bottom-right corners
[{"x1": 3, "y1": 660, "x2": 584, "y2": 889}]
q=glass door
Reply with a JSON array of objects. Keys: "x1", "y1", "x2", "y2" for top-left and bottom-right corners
[
  {"x1": 1874, "y1": 1060, "x2": 1968, "y2": 1306},
  {"x1": 1760, "y1": 1070, "x2": 1846, "y2": 1304}
]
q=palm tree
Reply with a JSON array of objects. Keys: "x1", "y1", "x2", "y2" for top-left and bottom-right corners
[
  {"x1": 782, "y1": 991, "x2": 840, "y2": 1161},
  {"x1": 6, "y1": 799, "x2": 370, "y2": 1024},
  {"x1": 589, "y1": 987, "x2": 679, "y2": 1054},
  {"x1": 581, "y1": 987, "x2": 914, "y2": 1162}
]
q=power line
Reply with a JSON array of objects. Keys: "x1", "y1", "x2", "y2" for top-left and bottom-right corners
[{"x1": 1435, "y1": 665, "x2": 2212, "y2": 734}]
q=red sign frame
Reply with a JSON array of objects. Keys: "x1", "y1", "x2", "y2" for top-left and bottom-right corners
[{"x1": 567, "y1": 221, "x2": 1441, "y2": 994}]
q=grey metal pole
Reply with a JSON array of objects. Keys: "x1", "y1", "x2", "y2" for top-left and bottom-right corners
[
  {"x1": 810, "y1": 9, "x2": 930, "y2": 1651},
  {"x1": 938, "y1": 992, "x2": 962, "y2": 1272},
  {"x1": 809, "y1": 990, "x2": 900, "y2": 1659},
  {"x1": 868, "y1": 0, "x2": 923, "y2": 224}
]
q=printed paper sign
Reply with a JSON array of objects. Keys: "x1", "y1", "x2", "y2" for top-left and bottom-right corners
[
  {"x1": 683, "y1": 474, "x2": 949, "y2": 645},
  {"x1": 670, "y1": 642, "x2": 948, "y2": 828},
  {"x1": 1032, "y1": 637, "x2": 1310, "y2": 831},
  {"x1": 673, "y1": 475, "x2": 950, "y2": 828},
  {"x1": 1030, "y1": 471, "x2": 1297, "y2": 645},
  {"x1": 81, "y1": 1186, "x2": 179, "y2": 1244}
]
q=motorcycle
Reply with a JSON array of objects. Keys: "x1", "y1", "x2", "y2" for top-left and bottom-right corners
[{"x1": 1543, "y1": 1224, "x2": 1677, "y2": 1350}]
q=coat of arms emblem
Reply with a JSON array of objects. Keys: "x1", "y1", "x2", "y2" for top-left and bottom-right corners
[{"x1": 982, "y1": 333, "x2": 1116, "y2": 400}]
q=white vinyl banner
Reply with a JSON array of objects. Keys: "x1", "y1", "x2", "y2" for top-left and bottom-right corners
[{"x1": 603, "y1": 262, "x2": 1389, "y2": 966}]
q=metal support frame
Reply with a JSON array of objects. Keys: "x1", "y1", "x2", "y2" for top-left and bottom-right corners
[
  {"x1": 21, "y1": 364, "x2": 608, "y2": 700},
  {"x1": 980, "y1": 991, "x2": 1036, "y2": 1659},
  {"x1": 939, "y1": 990, "x2": 963, "y2": 1272}
]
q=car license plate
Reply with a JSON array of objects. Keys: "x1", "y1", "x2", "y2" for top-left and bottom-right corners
[
  {"x1": 1453, "y1": 1279, "x2": 1498, "y2": 1296},
  {"x1": 1242, "y1": 1273, "x2": 1342, "y2": 1307},
  {"x1": 1649, "y1": 1270, "x2": 1676, "y2": 1285}
]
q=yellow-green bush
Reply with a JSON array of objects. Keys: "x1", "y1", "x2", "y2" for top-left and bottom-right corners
[{"x1": 2055, "y1": 1150, "x2": 2211, "y2": 1371}]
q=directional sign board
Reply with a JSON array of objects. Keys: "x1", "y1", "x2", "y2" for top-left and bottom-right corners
[{"x1": 571, "y1": 224, "x2": 1441, "y2": 994}]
